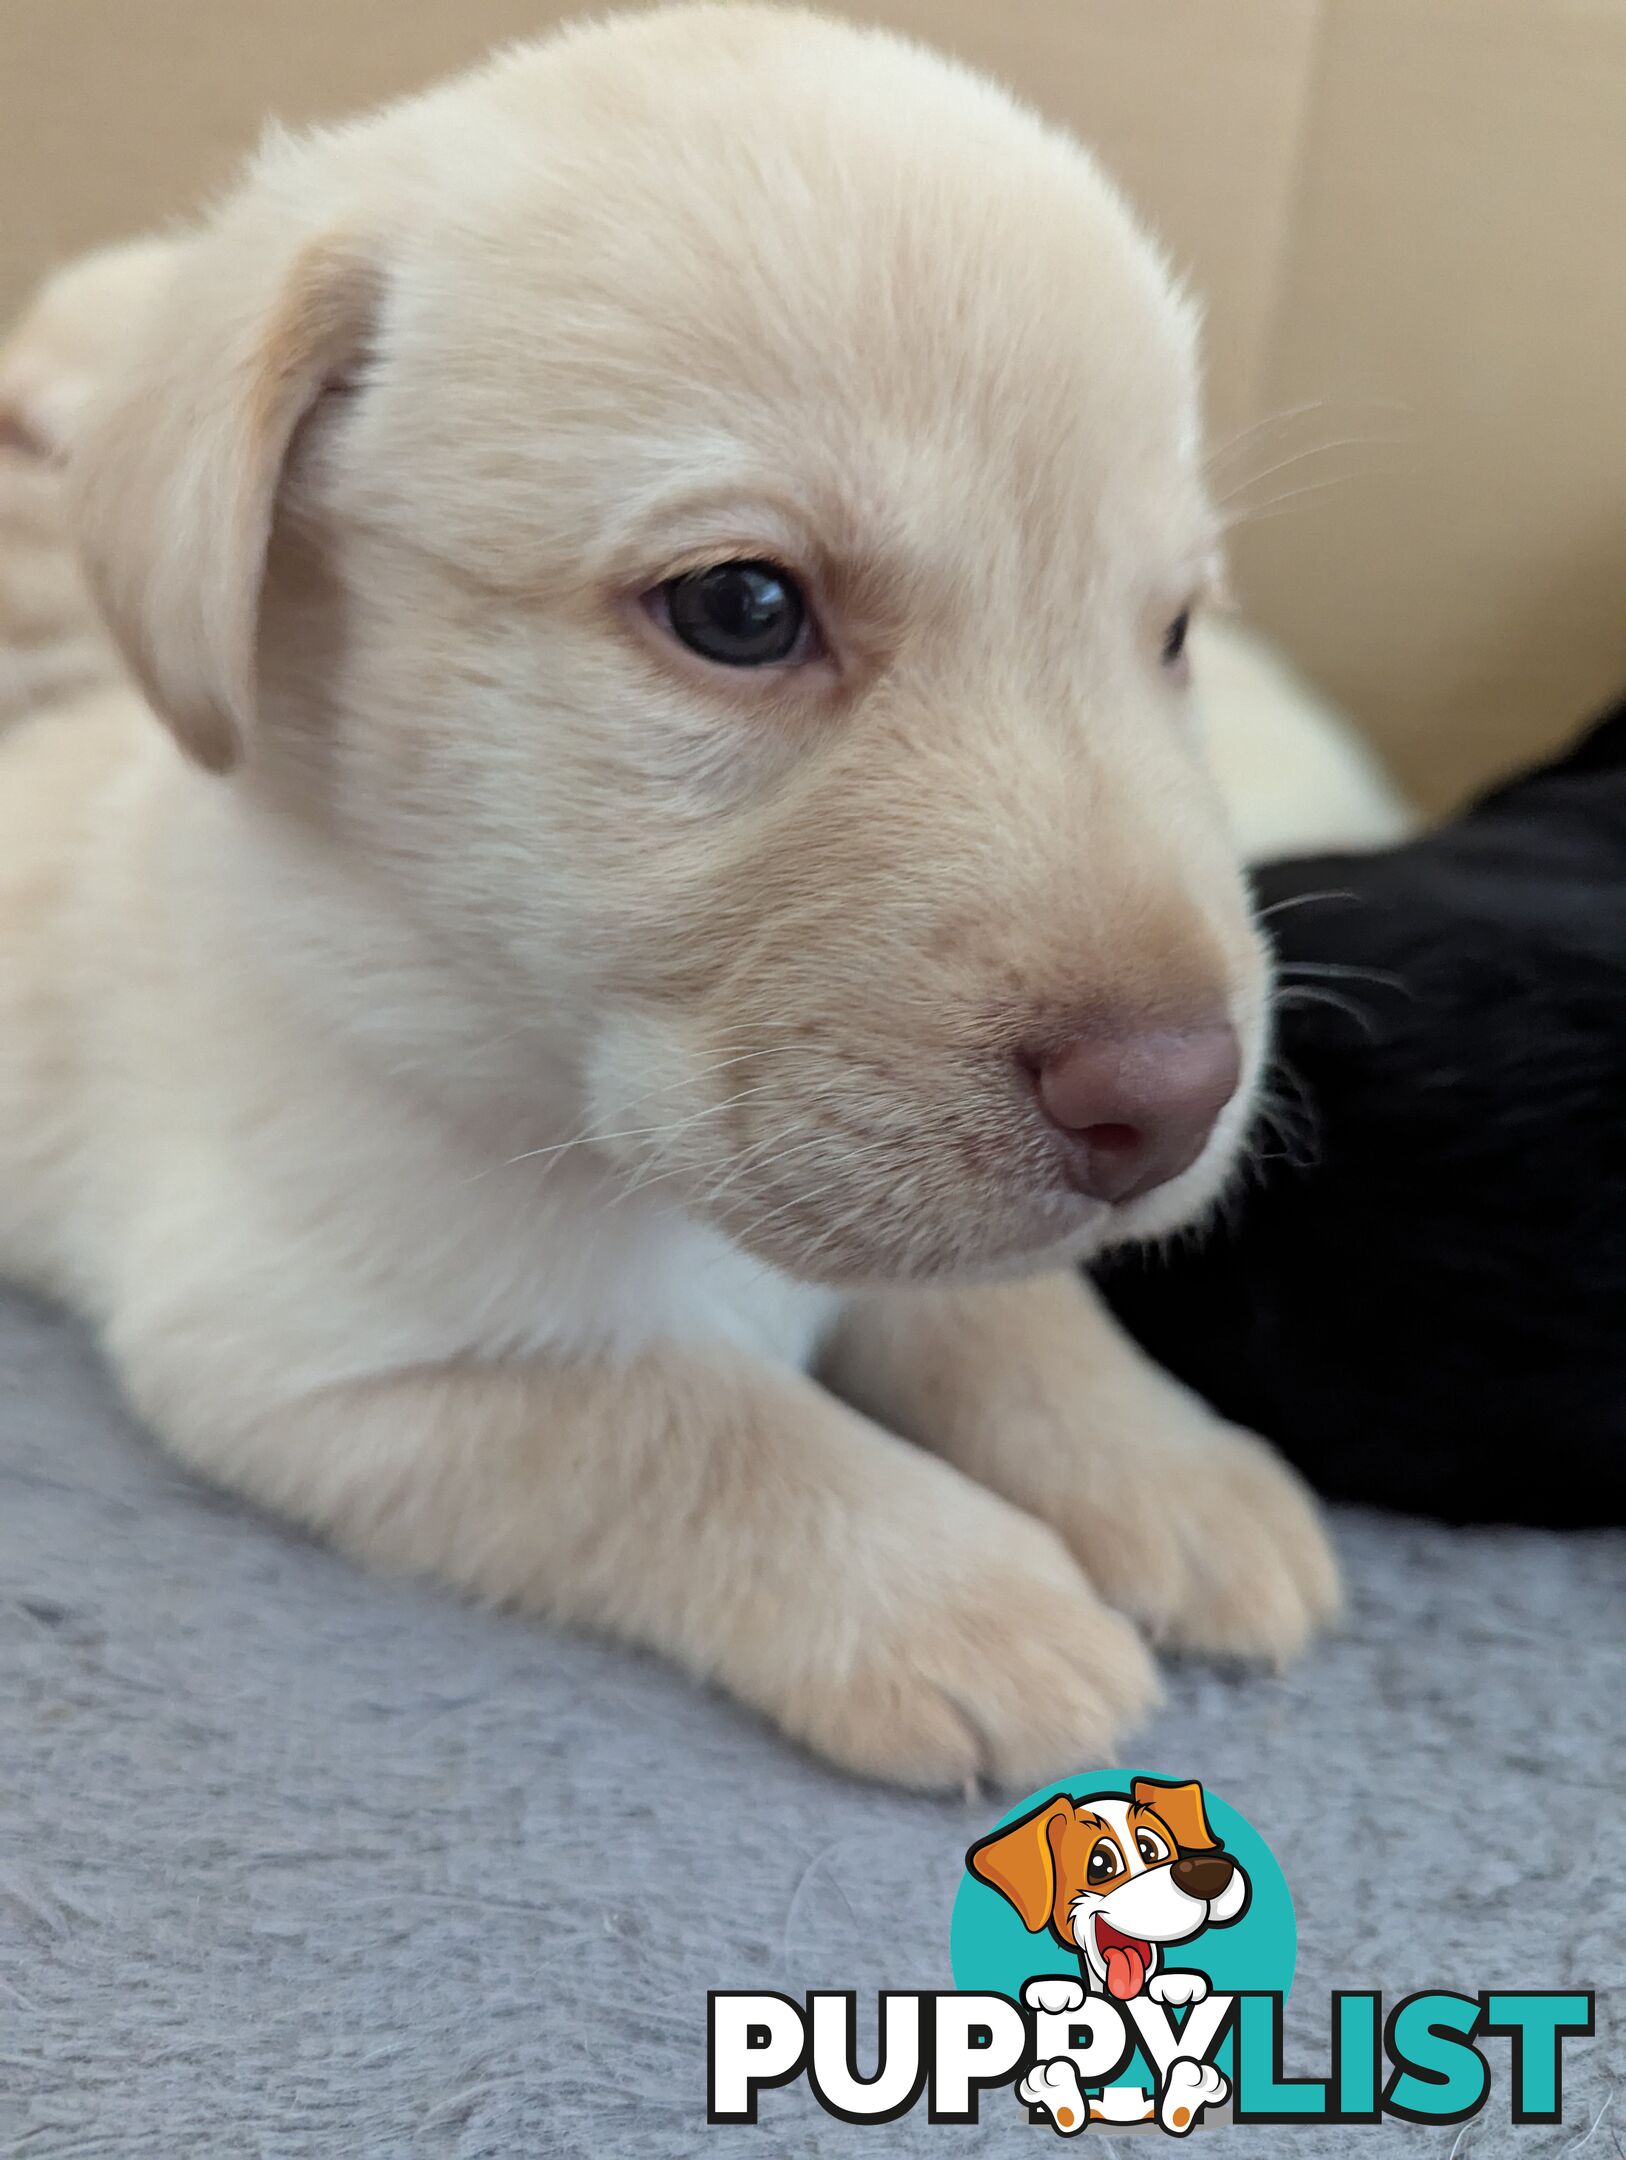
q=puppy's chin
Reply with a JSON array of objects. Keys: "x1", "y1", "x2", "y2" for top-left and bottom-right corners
[
  {"x1": 582, "y1": 1012, "x2": 1256, "y2": 1288},
  {"x1": 715, "y1": 1186, "x2": 1110, "y2": 1290},
  {"x1": 688, "y1": 1110, "x2": 1256, "y2": 1286}
]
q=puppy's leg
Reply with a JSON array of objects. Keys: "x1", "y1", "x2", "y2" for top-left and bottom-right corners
[
  {"x1": 823, "y1": 1273, "x2": 1339, "y2": 1661},
  {"x1": 124, "y1": 1337, "x2": 1157, "y2": 1788}
]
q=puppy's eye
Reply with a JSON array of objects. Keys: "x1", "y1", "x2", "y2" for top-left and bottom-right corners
[
  {"x1": 1135, "y1": 1829, "x2": 1170, "y2": 1866},
  {"x1": 1086, "y1": 1838, "x2": 1122, "y2": 1884},
  {"x1": 1161, "y1": 608, "x2": 1192, "y2": 669},
  {"x1": 659, "y1": 560, "x2": 810, "y2": 668}
]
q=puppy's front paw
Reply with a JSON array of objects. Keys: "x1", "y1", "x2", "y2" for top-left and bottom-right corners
[
  {"x1": 1147, "y1": 1416, "x2": 1340, "y2": 1664},
  {"x1": 826, "y1": 1278, "x2": 1336, "y2": 1674},
  {"x1": 1147, "y1": 1969, "x2": 1208, "y2": 2008},
  {"x1": 1024, "y1": 1976, "x2": 1088, "y2": 2016},
  {"x1": 1019, "y1": 2057, "x2": 1090, "y2": 2135},
  {"x1": 1046, "y1": 1394, "x2": 1340, "y2": 1666},
  {"x1": 783, "y1": 1488, "x2": 1159, "y2": 1790}
]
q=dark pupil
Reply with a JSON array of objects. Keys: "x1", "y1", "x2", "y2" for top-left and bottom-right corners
[
  {"x1": 1162, "y1": 609, "x2": 1191, "y2": 665},
  {"x1": 667, "y1": 561, "x2": 803, "y2": 666},
  {"x1": 1090, "y1": 1849, "x2": 1113, "y2": 1877}
]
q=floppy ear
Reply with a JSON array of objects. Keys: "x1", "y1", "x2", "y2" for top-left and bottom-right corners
[
  {"x1": 71, "y1": 227, "x2": 378, "y2": 773},
  {"x1": 966, "y1": 1797, "x2": 1071, "y2": 1931},
  {"x1": 1133, "y1": 1777, "x2": 1220, "y2": 1853}
]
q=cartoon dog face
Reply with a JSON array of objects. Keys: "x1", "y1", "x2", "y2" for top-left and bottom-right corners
[{"x1": 968, "y1": 1778, "x2": 1250, "y2": 2000}]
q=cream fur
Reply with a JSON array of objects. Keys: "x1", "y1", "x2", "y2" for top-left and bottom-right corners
[
  {"x1": 1195, "y1": 616, "x2": 1414, "y2": 861},
  {"x1": 0, "y1": 242, "x2": 183, "y2": 723},
  {"x1": 0, "y1": 7, "x2": 1337, "y2": 1787}
]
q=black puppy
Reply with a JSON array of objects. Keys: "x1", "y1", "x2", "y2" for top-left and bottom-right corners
[{"x1": 1099, "y1": 699, "x2": 1626, "y2": 1526}]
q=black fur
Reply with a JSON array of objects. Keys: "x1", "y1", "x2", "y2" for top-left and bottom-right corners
[{"x1": 1097, "y1": 699, "x2": 1626, "y2": 1526}]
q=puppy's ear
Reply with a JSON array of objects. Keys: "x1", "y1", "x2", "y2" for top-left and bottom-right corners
[
  {"x1": 966, "y1": 1797, "x2": 1071, "y2": 1931},
  {"x1": 1133, "y1": 1777, "x2": 1219, "y2": 1853},
  {"x1": 71, "y1": 227, "x2": 379, "y2": 773}
]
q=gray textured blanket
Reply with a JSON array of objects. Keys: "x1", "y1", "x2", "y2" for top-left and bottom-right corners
[{"x1": 2, "y1": 1289, "x2": 1620, "y2": 2157}]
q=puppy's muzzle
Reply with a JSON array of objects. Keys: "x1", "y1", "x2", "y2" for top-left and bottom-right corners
[
  {"x1": 1022, "y1": 1020, "x2": 1241, "y2": 1204},
  {"x1": 1169, "y1": 1851, "x2": 1237, "y2": 1902}
]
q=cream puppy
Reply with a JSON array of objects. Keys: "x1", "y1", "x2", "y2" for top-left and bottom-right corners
[
  {"x1": 0, "y1": 7, "x2": 1337, "y2": 1786},
  {"x1": 0, "y1": 242, "x2": 182, "y2": 722},
  {"x1": 1194, "y1": 617, "x2": 1413, "y2": 861}
]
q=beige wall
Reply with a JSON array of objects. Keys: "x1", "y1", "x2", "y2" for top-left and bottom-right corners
[{"x1": 4, "y1": 0, "x2": 1624, "y2": 807}]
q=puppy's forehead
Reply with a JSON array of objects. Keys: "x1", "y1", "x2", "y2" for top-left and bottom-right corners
[
  {"x1": 1076, "y1": 1795, "x2": 1137, "y2": 1842},
  {"x1": 353, "y1": 6, "x2": 1200, "y2": 568}
]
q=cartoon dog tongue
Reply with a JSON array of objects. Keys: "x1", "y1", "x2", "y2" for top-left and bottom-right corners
[{"x1": 1098, "y1": 1928, "x2": 1150, "y2": 2000}]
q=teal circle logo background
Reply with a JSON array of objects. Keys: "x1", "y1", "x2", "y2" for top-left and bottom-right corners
[{"x1": 951, "y1": 1769, "x2": 1296, "y2": 2002}]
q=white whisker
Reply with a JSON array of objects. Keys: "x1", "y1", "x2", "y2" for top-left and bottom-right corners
[
  {"x1": 1212, "y1": 431, "x2": 1405, "y2": 512},
  {"x1": 1274, "y1": 984, "x2": 1383, "y2": 1039},
  {"x1": 1254, "y1": 887, "x2": 1360, "y2": 925},
  {"x1": 1277, "y1": 958, "x2": 1412, "y2": 997}
]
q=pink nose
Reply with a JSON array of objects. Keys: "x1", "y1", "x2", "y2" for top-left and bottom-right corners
[{"x1": 1027, "y1": 1022, "x2": 1242, "y2": 1204}]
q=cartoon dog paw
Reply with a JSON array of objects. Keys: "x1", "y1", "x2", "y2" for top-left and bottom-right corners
[
  {"x1": 1148, "y1": 1969, "x2": 1210, "y2": 2008},
  {"x1": 1020, "y1": 2057, "x2": 1090, "y2": 2135},
  {"x1": 1023, "y1": 1976, "x2": 1088, "y2": 2017},
  {"x1": 1158, "y1": 2056, "x2": 1229, "y2": 2135}
]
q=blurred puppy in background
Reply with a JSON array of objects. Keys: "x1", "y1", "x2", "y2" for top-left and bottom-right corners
[
  {"x1": 0, "y1": 6, "x2": 1339, "y2": 1786},
  {"x1": 1103, "y1": 700, "x2": 1626, "y2": 1526},
  {"x1": 0, "y1": 244, "x2": 175, "y2": 722}
]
